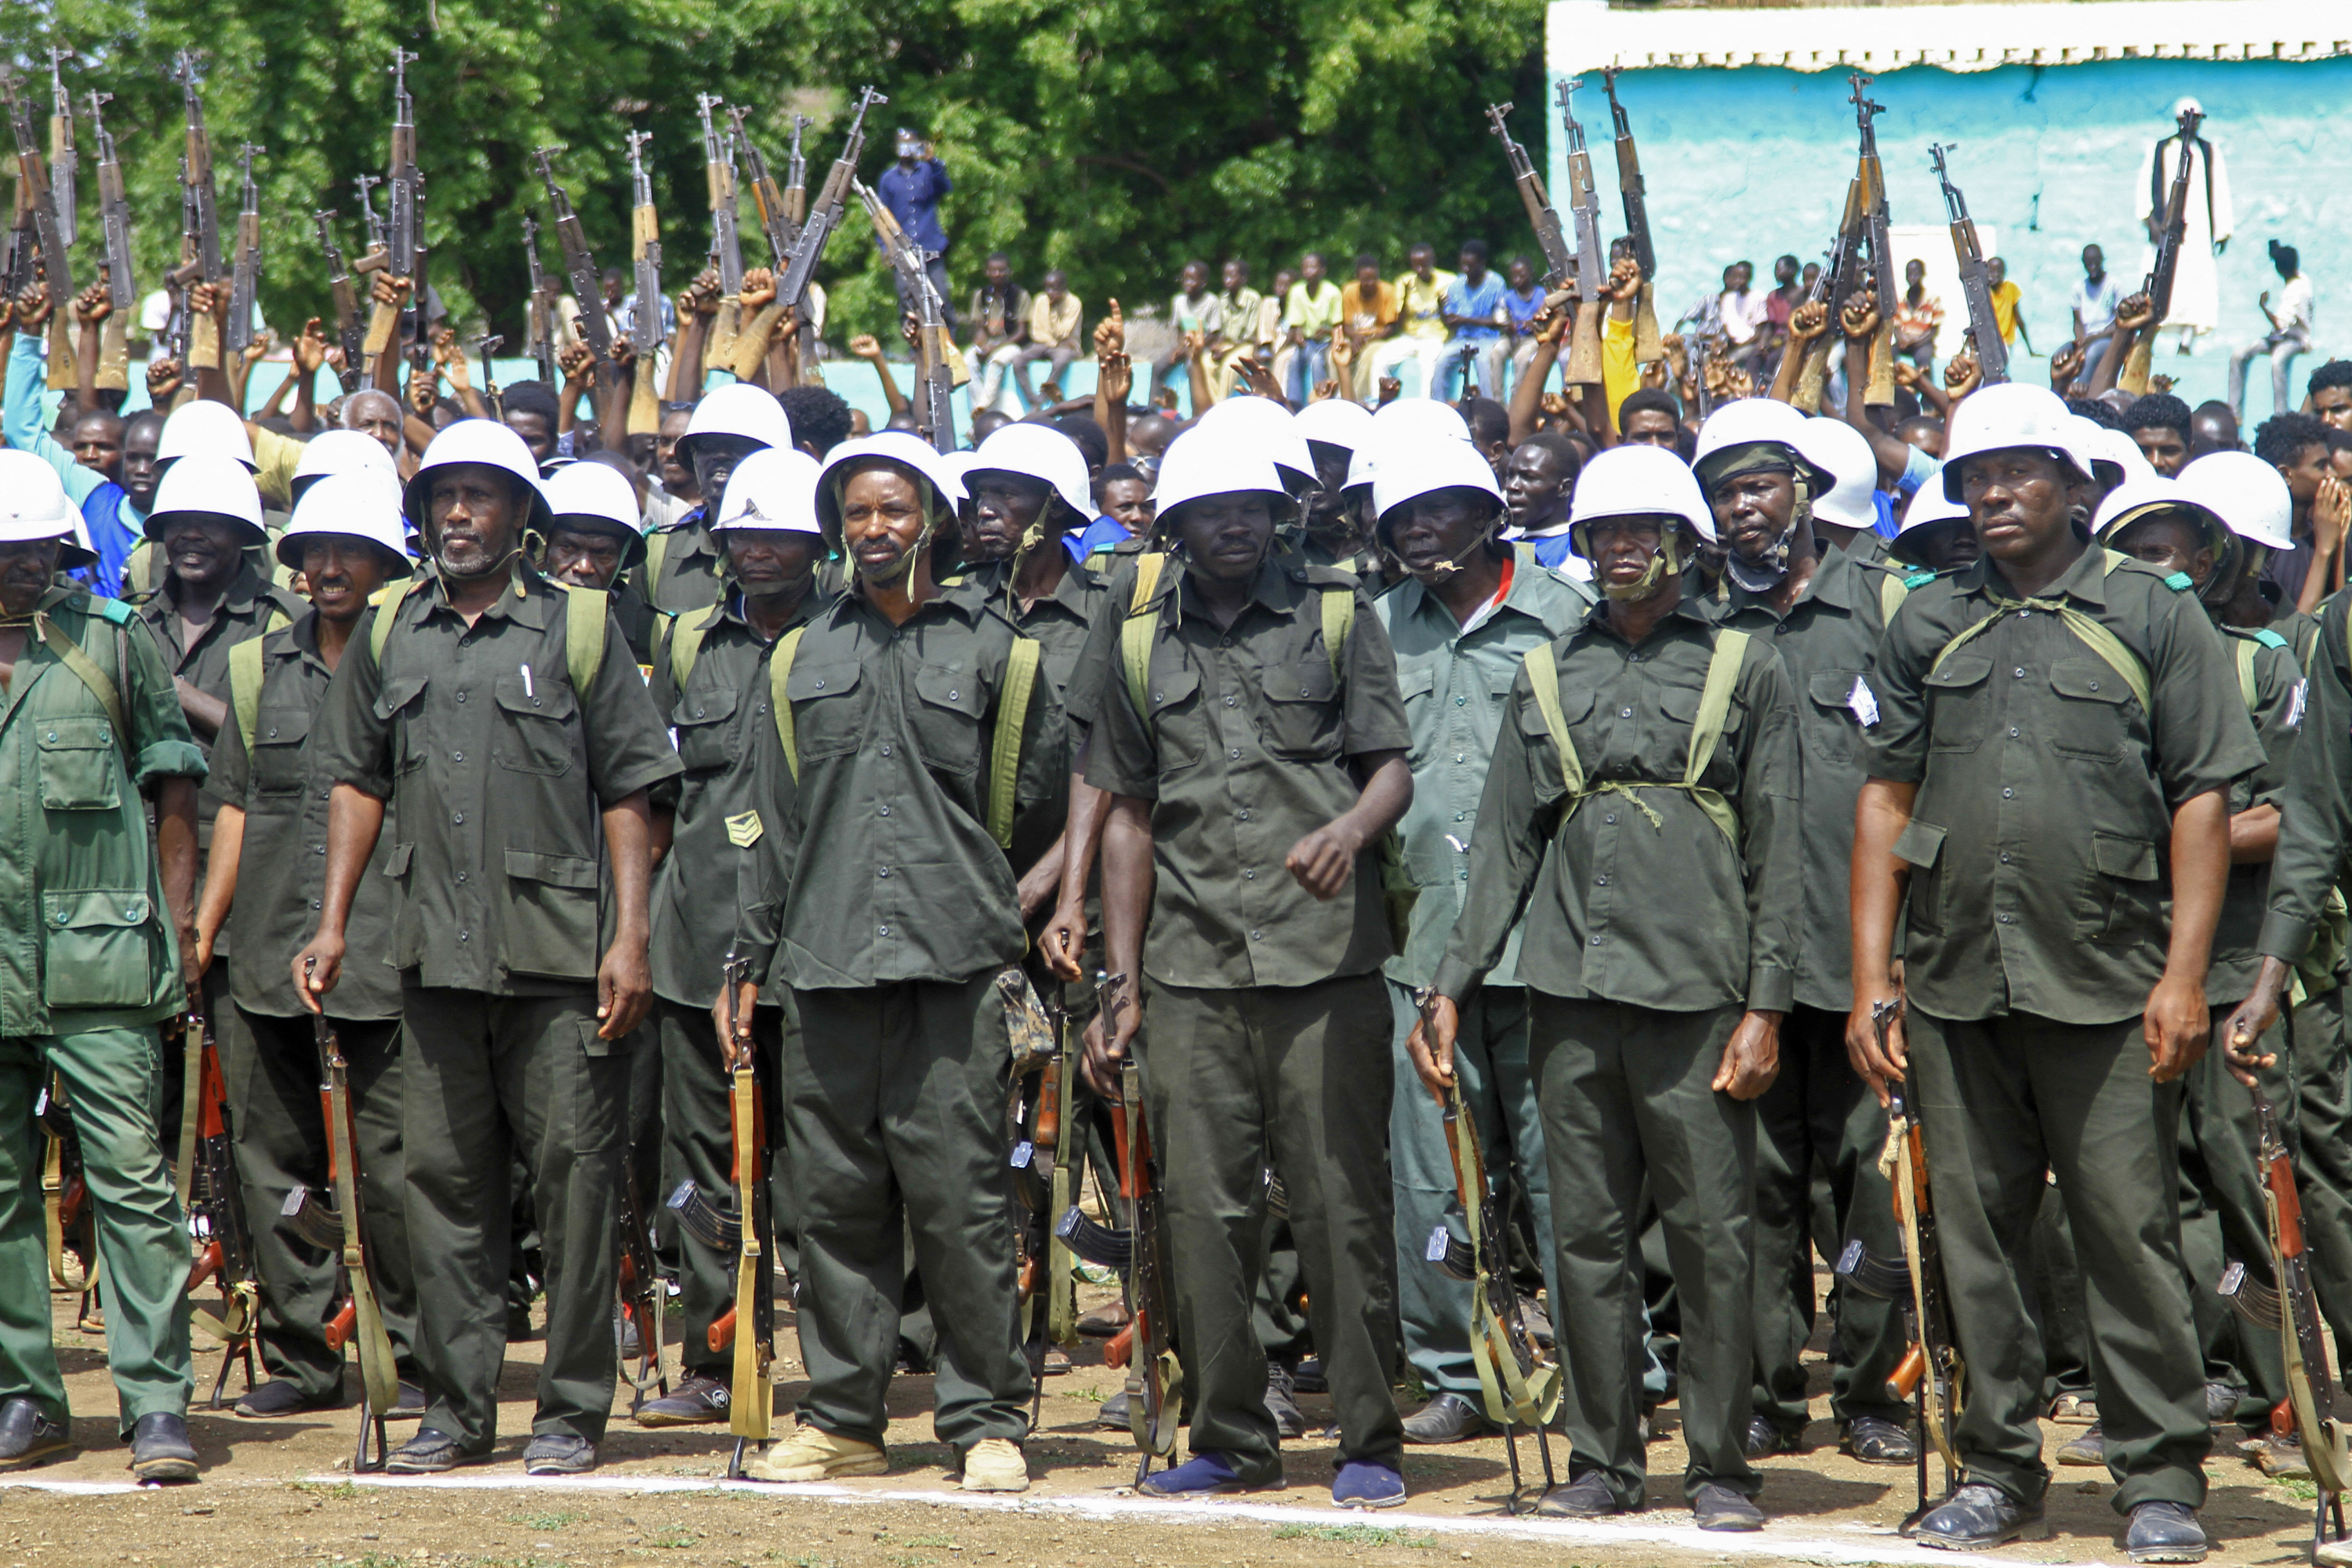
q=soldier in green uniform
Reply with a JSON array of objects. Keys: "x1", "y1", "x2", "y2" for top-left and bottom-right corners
[
  {"x1": 293, "y1": 421, "x2": 681, "y2": 1476},
  {"x1": 719, "y1": 433, "x2": 1040, "y2": 1494},
  {"x1": 1848, "y1": 384, "x2": 2263, "y2": 1563},
  {"x1": 635, "y1": 448, "x2": 832, "y2": 1428},
  {"x1": 191, "y1": 474, "x2": 423, "y2": 1421},
  {"x1": 542, "y1": 458, "x2": 671, "y2": 664},
  {"x1": 1414, "y1": 443, "x2": 1798, "y2": 1531},
  {"x1": 641, "y1": 386, "x2": 790, "y2": 615},
  {"x1": 1690, "y1": 401, "x2": 1916, "y2": 1466},
  {"x1": 0, "y1": 452, "x2": 208, "y2": 1481},
  {"x1": 1080, "y1": 429, "x2": 1414, "y2": 1508},
  {"x1": 1368, "y1": 438, "x2": 1591, "y2": 1446}
]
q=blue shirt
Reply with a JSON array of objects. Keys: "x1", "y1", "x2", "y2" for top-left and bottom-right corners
[
  {"x1": 1503, "y1": 285, "x2": 1547, "y2": 332},
  {"x1": 1068, "y1": 516, "x2": 1131, "y2": 561},
  {"x1": 876, "y1": 160, "x2": 953, "y2": 256},
  {"x1": 1443, "y1": 272, "x2": 1508, "y2": 341}
]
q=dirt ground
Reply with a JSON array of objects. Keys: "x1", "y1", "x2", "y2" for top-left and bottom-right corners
[{"x1": 2, "y1": 1276, "x2": 2338, "y2": 1568}]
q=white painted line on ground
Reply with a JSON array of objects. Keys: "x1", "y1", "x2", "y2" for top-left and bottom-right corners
[{"x1": 0, "y1": 1479, "x2": 143, "y2": 1494}]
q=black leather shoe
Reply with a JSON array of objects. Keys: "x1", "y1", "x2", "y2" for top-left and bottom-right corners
[
  {"x1": 1402, "y1": 1392, "x2": 1494, "y2": 1446},
  {"x1": 637, "y1": 1373, "x2": 731, "y2": 1428},
  {"x1": 1535, "y1": 1470, "x2": 1619, "y2": 1519},
  {"x1": 2125, "y1": 1501, "x2": 2208, "y2": 1564},
  {"x1": 2204, "y1": 1382, "x2": 2242, "y2": 1425},
  {"x1": 1098, "y1": 1388, "x2": 1130, "y2": 1431},
  {"x1": 1843, "y1": 1415, "x2": 1918, "y2": 1465},
  {"x1": 2058, "y1": 1425, "x2": 2106, "y2": 1467},
  {"x1": 384, "y1": 1427, "x2": 492, "y2": 1474},
  {"x1": 1264, "y1": 1360, "x2": 1305, "y2": 1440},
  {"x1": 1742, "y1": 1414, "x2": 1801, "y2": 1457},
  {"x1": 1693, "y1": 1483, "x2": 1766, "y2": 1532},
  {"x1": 128, "y1": 1412, "x2": 198, "y2": 1483},
  {"x1": 389, "y1": 1383, "x2": 426, "y2": 1420},
  {"x1": 0, "y1": 1399, "x2": 71, "y2": 1469},
  {"x1": 1915, "y1": 1483, "x2": 2047, "y2": 1550},
  {"x1": 234, "y1": 1379, "x2": 343, "y2": 1419},
  {"x1": 524, "y1": 1433, "x2": 597, "y2": 1475},
  {"x1": 1290, "y1": 1358, "x2": 1327, "y2": 1394}
]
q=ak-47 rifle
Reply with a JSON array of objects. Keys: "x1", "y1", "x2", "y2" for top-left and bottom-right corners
[
  {"x1": 730, "y1": 106, "x2": 793, "y2": 270},
  {"x1": 521, "y1": 214, "x2": 557, "y2": 384},
  {"x1": 1553, "y1": 78, "x2": 1607, "y2": 388},
  {"x1": 1002, "y1": 970, "x2": 1072, "y2": 1427},
  {"x1": 2, "y1": 63, "x2": 78, "y2": 387},
  {"x1": 89, "y1": 93, "x2": 132, "y2": 313},
  {"x1": 36, "y1": 1074, "x2": 97, "y2": 1323},
  {"x1": 720, "y1": 951, "x2": 773, "y2": 1478},
  {"x1": 2115, "y1": 104, "x2": 2205, "y2": 392},
  {"x1": 177, "y1": 1011, "x2": 260, "y2": 1408},
  {"x1": 224, "y1": 143, "x2": 261, "y2": 358},
  {"x1": 1927, "y1": 143, "x2": 2008, "y2": 387},
  {"x1": 46, "y1": 48, "x2": 76, "y2": 250},
  {"x1": 173, "y1": 52, "x2": 225, "y2": 371},
  {"x1": 1483, "y1": 102, "x2": 1574, "y2": 309},
  {"x1": 354, "y1": 172, "x2": 387, "y2": 258},
  {"x1": 777, "y1": 87, "x2": 883, "y2": 335},
  {"x1": 1416, "y1": 986, "x2": 1559, "y2": 1513},
  {"x1": 162, "y1": 156, "x2": 195, "y2": 367},
  {"x1": 385, "y1": 46, "x2": 421, "y2": 358},
  {"x1": 626, "y1": 129, "x2": 664, "y2": 435},
  {"x1": 305, "y1": 970, "x2": 401, "y2": 1471},
  {"x1": 1791, "y1": 175, "x2": 1867, "y2": 413},
  {"x1": 856, "y1": 179, "x2": 956, "y2": 452},
  {"x1": 785, "y1": 114, "x2": 810, "y2": 230},
  {"x1": 1851, "y1": 74, "x2": 1898, "y2": 406},
  {"x1": 535, "y1": 146, "x2": 612, "y2": 362},
  {"x1": 315, "y1": 211, "x2": 365, "y2": 395},
  {"x1": 1599, "y1": 67, "x2": 1663, "y2": 363},
  {"x1": 472, "y1": 332, "x2": 504, "y2": 423},
  {"x1": 615, "y1": 1123, "x2": 670, "y2": 1418},
  {"x1": 1834, "y1": 1000, "x2": 1962, "y2": 1536},
  {"x1": 696, "y1": 95, "x2": 744, "y2": 297}
]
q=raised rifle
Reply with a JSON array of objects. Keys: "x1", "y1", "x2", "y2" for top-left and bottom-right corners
[
  {"x1": 1483, "y1": 102, "x2": 1574, "y2": 307},
  {"x1": 1851, "y1": 74, "x2": 1898, "y2": 406},
  {"x1": 162, "y1": 154, "x2": 196, "y2": 367},
  {"x1": 535, "y1": 145, "x2": 612, "y2": 361},
  {"x1": 1554, "y1": 78, "x2": 1608, "y2": 388},
  {"x1": 472, "y1": 332, "x2": 504, "y2": 423},
  {"x1": 2144, "y1": 104, "x2": 2202, "y2": 326},
  {"x1": 1791, "y1": 179, "x2": 1867, "y2": 413},
  {"x1": 776, "y1": 86, "x2": 884, "y2": 328},
  {"x1": 88, "y1": 93, "x2": 132, "y2": 313},
  {"x1": 786, "y1": 114, "x2": 810, "y2": 229},
  {"x1": 307, "y1": 972, "x2": 401, "y2": 1471},
  {"x1": 855, "y1": 178, "x2": 955, "y2": 451},
  {"x1": 177, "y1": 1011, "x2": 260, "y2": 1408},
  {"x1": 1599, "y1": 67, "x2": 1664, "y2": 362},
  {"x1": 1832, "y1": 1000, "x2": 1962, "y2": 1535},
  {"x1": 173, "y1": 52, "x2": 226, "y2": 372},
  {"x1": 1928, "y1": 143, "x2": 2008, "y2": 386},
  {"x1": 46, "y1": 47, "x2": 75, "y2": 249},
  {"x1": 314, "y1": 210, "x2": 365, "y2": 394},
  {"x1": 521, "y1": 214, "x2": 557, "y2": 384},
  {"x1": 386, "y1": 47, "x2": 420, "y2": 354},
  {"x1": 354, "y1": 172, "x2": 387, "y2": 258},
  {"x1": 696, "y1": 94, "x2": 744, "y2": 296},
  {"x1": 626, "y1": 129, "x2": 663, "y2": 435},
  {"x1": 1415, "y1": 986, "x2": 1559, "y2": 1513},
  {"x1": 224, "y1": 143, "x2": 261, "y2": 358},
  {"x1": 720, "y1": 951, "x2": 773, "y2": 1478},
  {"x1": 730, "y1": 106, "x2": 793, "y2": 270},
  {"x1": 2, "y1": 64, "x2": 78, "y2": 387}
]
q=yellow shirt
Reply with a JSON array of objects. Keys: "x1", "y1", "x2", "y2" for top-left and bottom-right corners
[
  {"x1": 1027, "y1": 292, "x2": 1083, "y2": 350},
  {"x1": 1990, "y1": 278, "x2": 2024, "y2": 343},
  {"x1": 1396, "y1": 270, "x2": 1457, "y2": 342},
  {"x1": 1602, "y1": 313, "x2": 1639, "y2": 434}
]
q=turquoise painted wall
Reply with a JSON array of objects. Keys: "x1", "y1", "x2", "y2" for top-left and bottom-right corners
[{"x1": 1544, "y1": 56, "x2": 2352, "y2": 417}]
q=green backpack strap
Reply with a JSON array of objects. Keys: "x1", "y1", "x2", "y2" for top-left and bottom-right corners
[
  {"x1": 1878, "y1": 571, "x2": 1911, "y2": 625},
  {"x1": 368, "y1": 579, "x2": 430, "y2": 666},
  {"x1": 768, "y1": 625, "x2": 811, "y2": 782},
  {"x1": 2235, "y1": 633, "x2": 2259, "y2": 713},
  {"x1": 230, "y1": 636, "x2": 267, "y2": 753},
  {"x1": 669, "y1": 612, "x2": 711, "y2": 691},
  {"x1": 36, "y1": 611, "x2": 129, "y2": 744},
  {"x1": 1319, "y1": 581, "x2": 1353, "y2": 682},
  {"x1": 1120, "y1": 552, "x2": 1171, "y2": 721},
  {"x1": 564, "y1": 585, "x2": 608, "y2": 695},
  {"x1": 1519, "y1": 629, "x2": 1747, "y2": 844},
  {"x1": 644, "y1": 527, "x2": 673, "y2": 603},
  {"x1": 1521, "y1": 643, "x2": 1588, "y2": 800},
  {"x1": 987, "y1": 637, "x2": 1043, "y2": 848},
  {"x1": 1928, "y1": 556, "x2": 2153, "y2": 714}
]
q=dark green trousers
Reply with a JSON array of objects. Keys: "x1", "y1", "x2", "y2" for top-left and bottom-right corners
[
  {"x1": 227, "y1": 1010, "x2": 416, "y2": 1401},
  {"x1": 1530, "y1": 995, "x2": 1758, "y2": 1508},
  {"x1": 397, "y1": 985, "x2": 625, "y2": 1446},
  {"x1": 787, "y1": 975, "x2": 1031, "y2": 1454},
  {"x1": 1386, "y1": 980, "x2": 1556, "y2": 1403},
  {"x1": 1905, "y1": 1009, "x2": 2209, "y2": 1512},
  {"x1": 2292, "y1": 987, "x2": 2352, "y2": 1351},
  {"x1": 655, "y1": 997, "x2": 790, "y2": 1381},
  {"x1": 1749, "y1": 1004, "x2": 1905, "y2": 1434},
  {"x1": 2177, "y1": 1015, "x2": 2292, "y2": 1420},
  {"x1": 1140, "y1": 972, "x2": 1401, "y2": 1481}
]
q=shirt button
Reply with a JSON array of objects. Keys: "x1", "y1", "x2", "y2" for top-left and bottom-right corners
[
  {"x1": 1250, "y1": 929, "x2": 1264, "y2": 941},
  {"x1": 2013, "y1": 668, "x2": 2025, "y2": 679},
  {"x1": 452, "y1": 811, "x2": 465, "y2": 824},
  {"x1": 1454, "y1": 695, "x2": 1467, "y2": 706},
  {"x1": 878, "y1": 866, "x2": 891, "y2": 878},
  {"x1": 456, "y1": 871, "x2": 468, "y2": 883},
  {"x1": 314, "y1": 844, "x2": 325, "y2": 855},
  {"x1": 694, "y1": 707, "x2": 706, "y2": 718},
  {"x1": 310, "y1": 899, "x2": 321, "y2": 910},
  {"x1": 2008, "y1": 728, "x2": 2019, "y2": 739},
  {"x1": 2000, "y1": 853, "x2": 2011, "y2": 864},
  {"x1": 1229, "y1": 749, "x2": 1241, "y2": 760},
  {"x1": 1589, "y1": 935, "x2": 1602, "y2": 946},
  {"x1": 452, "y1": 750, "x2": 464, "y2": 762},
  {"x1": 880, "y1": 744, "x2": 892, "y2": 757},
  {"x1": 1454, "y1": 753, "x2": 1465, "y2": 764},
  {"x1": 1237, "y1": 810, "x2": 1250, "y2": 822},
  {"x1": 1604, "y1": 814, "x2": 1617, "y2": 825},
  {"x1": 815, "y1": 678, "x2": 826, "y2": 690},
  {"x1": 1454, "y1": 812, "x2": 1465, "y2": 822},
  {"x1": 267, "y1": 727, "x2": 278, "y2": 739},
  {"x1": 1596, "y1": 875, "x2": 1608, "y2": 886},
  {"x1": 1620, "y1": 707, "x2": 1632, "y2": 717},
  {"x1": 457, "y1": 931, "x2": 470, "y2": 942},
  {"x1": 1999, "y1": 914, "x2": 2014, "y2": 924},
  {"x1": 879, "y1": 924, "x2": 890, "y2": 936},
  {"x1": 1244, "y1": 869, "x2": 1256, "y2": 880},
  {"x1": 456, "y1": 691, "x2": 466, "y2": 702},
  {"x1": 949, "y1": 688, "x2": 960, "y2": 701},
  {"x1": 2002, "y1": 788, "x2": 2013, "y2": 799},
  {"x1": 757, "y1": 704, "x2": 768, "y2": 717},
  {"x1": 1225, "y1": 696, "x2": 1236, "y2": 708}
]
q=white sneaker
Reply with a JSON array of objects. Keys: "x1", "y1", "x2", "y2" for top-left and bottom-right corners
[
  {"x1": 960, "y1": 1437, "x2": 1029, "y2": 1493},
  {"x1": 742, "y1": 1425, "x2": 887, "y2": 1483}
]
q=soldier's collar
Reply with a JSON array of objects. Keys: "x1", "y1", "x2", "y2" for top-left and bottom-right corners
[
  {"x1": 1968, "y1": 538, "x2": 2110, "y2": 608},
  {"x1": 662, "y1": 511, "x2": 721, "y2": 558},
  {"x1": 1576, "y1": 588, "x2": 1715, "y2": 637},
  {"x1": 425, "y1": 558, "x2": 554, "y2": 628}
]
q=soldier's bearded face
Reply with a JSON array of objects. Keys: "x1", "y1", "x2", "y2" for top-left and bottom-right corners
[{"x1": 427, "y1": 463, "x2": 523, "y2": 579}]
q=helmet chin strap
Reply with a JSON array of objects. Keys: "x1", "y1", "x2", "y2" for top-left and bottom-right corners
[
  {"x1": 1722, "y1": 478, "x2": 1812, "y2": 595},
  {"x1": 1601, "y1": 530, "x2": 1691, "y2": 601}
]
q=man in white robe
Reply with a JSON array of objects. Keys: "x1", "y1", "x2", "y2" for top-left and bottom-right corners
[{"x1": 2137, "y1": 96, "x2": 2234, "y2": 354}]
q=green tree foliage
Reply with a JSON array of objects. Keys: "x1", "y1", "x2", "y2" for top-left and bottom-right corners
[{"x1": 5, "y1": 0, "x2": 1544, "y2": 359}]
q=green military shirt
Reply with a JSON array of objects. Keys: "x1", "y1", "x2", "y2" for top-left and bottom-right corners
[
  {"x1": 1864, "y1": 546, "x2": 2263, "y2": 1025},
  {"x1": 312, "y1": 564, "x2": 683, "y2": 994},
  {"x1": 2208, "y1": 624, "x2": 2305, "y2": 1002},
  {"x1": 640, "y1": 512, "x2": 724, "y2": 618},
  {"x1": 0, "y1": 584, "x2": 208, "y2": 1036},
  {"x1": 610, "y1": 578, "x2": 673, "y2": 668},
  {"x1": 648, "y1": 588, "x2": 829, "y2": 1010},
  {"x1": 751, "y1": 572, "x2": 1051, "y2": 990},
  {"x1": 1712, "y1": 544, "x2": 1915, "y2": 1013},
  {"x1": 975, "y1": 556, "x2": 1105, "y2": 879},
  {"x1": 1080, "y1": 555, "x2": 1412, "y2": 990},
  {"x1": 132, "y1": 561, "x2": 304, "y2": 955},
  {"x1": 1376, "y1": 554, "x2": 1590, "y2": 989},
  {"x1": 207, "y1": 610, "x2": 404, "y2": 1019},
  {"x1": 1432, "y1": 595, "x2": 1802, "y2": 1013},
  {"x1": 2261, "y1": 595, "x2": 2352, "y2": 966}
]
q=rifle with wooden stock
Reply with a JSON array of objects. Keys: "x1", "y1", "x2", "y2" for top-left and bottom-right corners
[
  {"x1": 177, "y1": 1011, "x2": 260, "y2": 1408},
  {"x1": 1928, "y1": 143, "x2": 2008, "y2": 385},
  {"x1": 1600, "y1": 67, "x2": 1664, "y2": 362},
  {"x1": 2, "y1": 62, "x2": 78, "y2": 388},
  {"x1": 314, "y1": 210, "x2": 365, "y2": 394},
  {"x1": 45, "y1": 49, "x2": 76, "y2": 250},
  {"x1": 695, "y1": 93, "x2": 745, "y2": 394},
  {"x1": 1851, "y1": 74, "x2": 1898, "y2": 407},
  {"x1": 535, "y1": 145, "x2": 611, "y2": 364},
  {"x1": 719, "y1": 952, "x2": 772, "y2": 1478},
  {"x1": 1553, "y1": 78, "x2": 1608, "y2": 388},
  {"x1": 224, "y1": 143, "x2": 261, "y2": 358},
  {"x1": 626, "y1": 128, "x2": 663, "y2": 435},
  {"x1": 521, "y1": 214, "x2": 558, "y2": 384},
  {"x1": 88, "y1": 92, "x2": 132, "y2": 313},
  {"x1": 2120, "y1": 104, "x2": 2203, "y2": 390},
  {"x1": 776, "y1": 86, "x2": 883, "y2": 359},
  {"x1": 856, "y1": 178, "x2": 956, "y2": 451}
]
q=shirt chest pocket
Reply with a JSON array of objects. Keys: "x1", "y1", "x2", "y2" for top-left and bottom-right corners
[
  {"x1": 672, "y1": 681, "x2": 739, "y2": 775},
  {"x1": 2049, "y1": 658, "x2": 2133, "y2": 760},
  {"x1": 34, "y1": 717, "x2": 122, "y2": 811},
  {"x1": 785, "y1": 660, "x2": 863, "y2": 762},
  {"x1": 1653, "y1": 681, "x2": 1740, "y2": 779},
  {"x1": 374, "y1": 673, "x2": 430, "y2": 774},
  {"x1": 1258, "y1": 655, "x2": 1341, "y2": 760},
  {"x1": 1805, "y1": 669, "x2": 1866, "y2": 764},
  {"x1": 912, "y1": 663, "x2": 986, "y2": 775},
  {"x1": 1395, "y1": 664, "x2": 1438, "y2": 760},
  {"x1": 493, "y1": 672, "x2": 579, "y2": 776},
  {"x1": 1139, "y1": 666, "x2": 1205, "y2": 773},
  {"x1": 1517, "y1": 681, "x2": 1592, "y2": 800},
  {"x1": 251, "y1": 706, "x2": 313, "y2": 796},
  {"x1": 1923, "y1": 653, "x2": 1994, "y2": 752}
]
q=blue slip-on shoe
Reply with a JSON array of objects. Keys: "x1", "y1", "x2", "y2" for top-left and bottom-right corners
[
  {"x1": 1139, "y1": 1450, "x2": 1269, "y2": 1497},
  {"x1": 1332, "y1": 1461, "x2": 1406, "y2": 1509}
]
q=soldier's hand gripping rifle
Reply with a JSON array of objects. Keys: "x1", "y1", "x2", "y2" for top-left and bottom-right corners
[
  {"x1": 314, "y1": 211, "x2": 365, "y2": 395},
  {"x1": 855, "y1": 179, "x2": 956, "y2": 452},
  {"x1": 626, "y1": 129, "x2": 664, "y2": 436},
  {"x1": 1928, "y1": 143, "x2": 2008, "y2": 387},
  {"x1": 1791, "y1": 174, "x2": 1867, "y2": 414},
  {"x1": 2, "y1": 63, "x2": 78, "y2": 387},
  {"x1": 224, "y1": 143, "x2": 261, "y2": 358},
  {"x1": 1415, "y1": 985, "x2": 1559, "y2": 1514},
  {"x1": 1001, "y1": 969, "x2": 1073, "y2": 1427},
  {"x1": 36, "y1": 1075, "x2": 96, "y2": 1321},
  {"x1": 1599, "y1": 67, "x2": 1664, "y2": 362},
  {"x1": 1553, "y1": 78, "x2": 1608, "y2": 390},
  {"x1": 472, "y1": 332, "x2": 504, "y2": 423},
  {"x1": 385, "y1": 47, "x2": 422, "y2": 358},
  {"x1": 1851, "y1": 74, "x2": 1899, "y2": 407},
  {"x1": 177, "y1": 1010, "x2": 260, "y2": 1408},
  {"x1": 1833, "y1": 999, "x2": 1962, "y2": 1536},
  {"x1": 776, "y1": 86, "x2": 884, "y2": 370},
  {"x1": 696, "y1": 95, "x2": 745, "y2": 298},
  {"x1": 719, "y1": 951, "x2": 773, "y2": 1479}
]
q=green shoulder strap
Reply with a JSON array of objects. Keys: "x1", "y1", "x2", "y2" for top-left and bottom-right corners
[
  {"x1": 1878, "y1": 571, "x2": 1910, "y2": 626},
  {"x1": 368, "y1": 579, "x2": 430, "y2": 666},
  {"x1": 1522, "y1": 642, "x2": 1588, "y2": 800},
  {"x1": 230, "y1": 636, "x2": 267, "y2": 752},
  {"x1": 37, "y1": 612, "x2": 129, "y2": 744},
  {"x1": 987, "y1": 637, "x2": 1043, "y2": 848},
  {"x1": 669, "y1": 612, "x2": 710, "y2": 691},
  {"x1": 1120, "y1": 552, "x2": 1170, "y2": 721},
  {"x1": 1319, "y1": 581, "x2": 1353, "y2": 682},
  {"x1": 1518, "y1": 627, "x2": 1748, "y2": 844},
  {"x1": 564, "y1": 585, "x2": 608, "y2": 695},
  {"x1": 768, "y1": 625, "x2": 811, "y2": 782},
  {"x1": 1927, "y1": 550, "x2": 2151, "y2": 713},
  {"x1": 2234, "y1": 634, "x2": 2259, "y2": 714},
  {"x1": 643, "y1": 528, "x2": 674, "y2": 607}
]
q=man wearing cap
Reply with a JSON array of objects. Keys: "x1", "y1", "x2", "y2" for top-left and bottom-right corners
[
  {"x1": 641, "y1": 386, "x2": 791, "y2": 617},
  {"x1": 1076, "y1": 427, "x2": 1414, "y2": 1508},
  {"x1": 189, "y1": 472, "x2": 423, "y2": 1421},
  {"x1": 0, "y1": 452, "x2": 210, "y2": 1481},
  {"x1": 1414, "y1": 444, "x2": 1798, "y2": 1531},
  {"x1": 1849, "y1": 384, "x2": 2262, "y2": 1561},
  {"x1": 1692, "y1": 402, "x2": 1917, "y2": 1466},
  {"x1": 1370, "y1": 437, "x2": 1589, "y2": 1447},
  {"x1": 717, "y1": 434, "x2": 1042, "y2": 1492},
  {"x1": 634, "y1": 448, "x2": 833, "y2": 1429},
  {"x1": 292, "y1": 421, "x2": 681, "y2": 1476}
]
